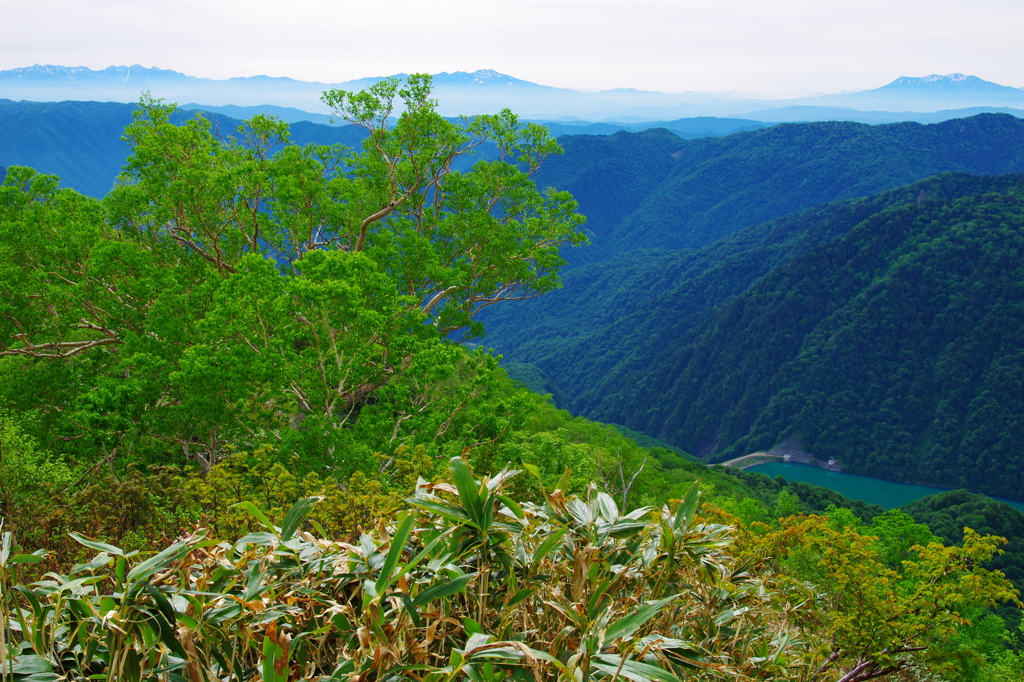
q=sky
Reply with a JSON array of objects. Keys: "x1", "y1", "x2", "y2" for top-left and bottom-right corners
[{"x1": 2, "y1": 0, "x2": 1022, "y2": 94}]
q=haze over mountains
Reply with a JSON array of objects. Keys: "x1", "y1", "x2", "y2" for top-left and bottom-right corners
[{"x1": 3, "y1": 64, "x2": 1024, "y2": 123}]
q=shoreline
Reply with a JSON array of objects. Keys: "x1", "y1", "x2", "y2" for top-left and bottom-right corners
[{"x1": 719, "y1": 450, "x2": 842, "y2": 472}]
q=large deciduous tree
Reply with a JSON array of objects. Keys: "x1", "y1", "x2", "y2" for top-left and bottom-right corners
[{"x1": 0, "y1": 74, "x2": 585, "y2": 476}]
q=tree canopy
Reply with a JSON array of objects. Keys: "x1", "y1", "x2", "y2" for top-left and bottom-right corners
[{"x1": 0, "y1": 74, "x2": 585, "y2": 477}]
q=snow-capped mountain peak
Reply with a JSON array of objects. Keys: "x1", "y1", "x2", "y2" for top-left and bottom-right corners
[
  {"x1": 1, "y1": 64, "x2": 192, "y2": 82},
  {"x1": 431, "y1": 69, "x2": 534, "y2": 87},
  {"x1": 5, "y1": 64, "x2": 91, "y2": 80},
  {"x1": 882, "y1": 73, "x2": 1007, "y2": 90}
]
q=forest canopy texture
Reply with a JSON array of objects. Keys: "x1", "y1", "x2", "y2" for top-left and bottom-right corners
[{"x1": 483, "y1": 154, "x2": 1024, "y2": 498}]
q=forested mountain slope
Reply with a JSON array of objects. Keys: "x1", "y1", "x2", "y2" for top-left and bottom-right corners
[
  {"x1": 0, "y1": 100, "x2": 139, "y2": 197},
  {"x1": 528, "y1": 128, "x2": 683, "y2": 255},
  {"x1": 593, "y1": 180, "x2": 1024, "y2": 499},
  {"x1": 531, "y1": 113, "x2": 1024, "y2": 265},
  {"x1": 484, "y1": 174, "x2": 1022, "y2": 410},
  {"x1": 0, "y1": 99, "x2": 369, "y2": 197}
]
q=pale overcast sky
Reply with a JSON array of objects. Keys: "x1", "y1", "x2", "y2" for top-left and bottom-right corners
[{"x1": 2, "y1": 0, "x2": 1021, "y2": 94}]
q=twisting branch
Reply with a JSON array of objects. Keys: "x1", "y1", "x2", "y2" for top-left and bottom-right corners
[{"x1": 0, "y1": 320, "x2": 122, "y2": 359}]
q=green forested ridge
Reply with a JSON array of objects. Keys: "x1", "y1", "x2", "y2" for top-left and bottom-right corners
[
  {"x1": 0, "y1": 100, "x2": 142, "y2": 197},
  {"x1": 528, "y1": 129, "x2": 683, "y2": 265},
  {"x1": 481, "y1": 113, "x2": 1024, "y2": 408},
  {"x1": 482, "y1": 173, "x2": 1022, "y2": 412},
  {"x1": 528, "y1": 113, "x2": 1024, "y2": 266},
  {"x1": 0, "y1": 99, "x2": 371, "y2": 197},
  {"x1": 502, "y1": 361, "x2": 566, "y2": 407},
  {"x1": 587, "y1": 180, "x2": 1024, "y2": 500},
  {"x1": 533, "y1": 116, "x2": 769, "y2": 140}
]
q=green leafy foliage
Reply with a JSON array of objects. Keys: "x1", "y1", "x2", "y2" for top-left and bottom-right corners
[
  {"x1": 753, "y1": 514, "x2": 1020, "y2": 681},
  {"x1": 902, "y1": 490, "x2": 1024, "y2": 633},
  {"x1": 0, "y1": 75, "x2": 585, "y2": 482}
]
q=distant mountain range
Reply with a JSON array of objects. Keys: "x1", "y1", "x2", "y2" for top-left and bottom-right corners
[{"x1": 2, "y1": 65, "x2": 1023, "y2": 123}]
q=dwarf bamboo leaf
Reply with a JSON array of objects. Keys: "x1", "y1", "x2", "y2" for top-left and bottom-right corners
[
  {"x1": 145, "y1": 585, "x2": 177, "y2": 626},
  {"x1": 375, "y1": 511, "x2": 414, "y2": 595},
  {"x1": 593, "y1": 654, "x2": 687, "y2": 682},
  {"x1": 673, "y1": 482, "x2": 701, "y2": 535},
  {"x1": 126, "y1": 539, "x2": 194, "y2": 586},
  {"x1": 408, "y1": 498, "x2": 473, "y2": 525},
  {"x1": 0, "y1": 530, "x2": 10, "y2": 566},
  {"x1": 262, "y1": 633, "x2": 289, "y2": 682},
  {"x1": 496, "y1": 494, "x2": 525, "y2": 521},
  {"x1": 400, "y1": 592, "x2": 422, "y2": 628},
  {"x1": 605, "y1": 595, "x2": 679, "y2": 642},
  {"x1": 530, "y1": 526, "x2": 567, "y2": 569},
  {"x1": 413, "y1": 574, "x2": 473, "y2": 608},
  {"x1": 280, "y1": 496, "x2": 322, "y2": 542},
  {"x1": 232, "y1": 501, "x2": 277, "y2": 533},
  {"x1": 68, "y1": 532, "x2": 125, "y2": 557},
  {"x1": 450, "y1": 456, "x2": 483, "y2": 524}
]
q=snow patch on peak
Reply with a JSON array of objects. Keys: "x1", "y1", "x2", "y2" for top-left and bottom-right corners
[
  {"x1": 0, "y1": 64, "x2": 191, "y2": 82},
  {"x1": 431, "y1": 69, "x2": 525, "y2": 86},
  {"x1": 4, "y1": 64, "x2": 90, "y2": 79},
  {"x1": 924, "y1": 73, "x2": 969, "y2": 83},
  {"x1": 468, "y1": 69, "x2": 506, "y2": 80},
  {"x1": 885, "y1": 73, "x2": 990, "y2": 88}
]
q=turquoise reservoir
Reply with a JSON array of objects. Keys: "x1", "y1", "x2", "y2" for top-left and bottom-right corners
[{"x1": 746, "y1": 462, "x2": 1024, "y2": 514}]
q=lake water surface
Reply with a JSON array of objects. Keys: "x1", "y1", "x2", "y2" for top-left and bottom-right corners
[{"x1": 746, "y1": 462, "x2": 1024, "y2": 514}]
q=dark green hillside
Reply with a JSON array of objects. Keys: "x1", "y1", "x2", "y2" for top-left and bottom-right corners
[
  {"x1": 484, "y1": 174, "x2": 1021, "y2": 411},
  {"x1": 483, "y1": 115, "x2": 1024, "y2": 398},
  {"x1": 502, "y1": 361, "x2": 565, "y2": 407},
  {"x1": 0, "y1": 100, "x2": 138, "y2": 197},
  {"x1": 593, "y1": 181, "x2": 1024, "y2": 499},
  {"x1": 528, "y1": 113, "x2": 1024, "y2": 266},
  {"x1": 0, "y1": 100, "x2": 369, "y2": 197},
  {"x1": 881, "y1": 113, "x2": 1024, "y2": 172},
  {"x1": 529, "y1": 128, "x2": 683, "y2": 264},
  {"x1": 600, "y1": 115, "x2": 1024, "y2": 258}
]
